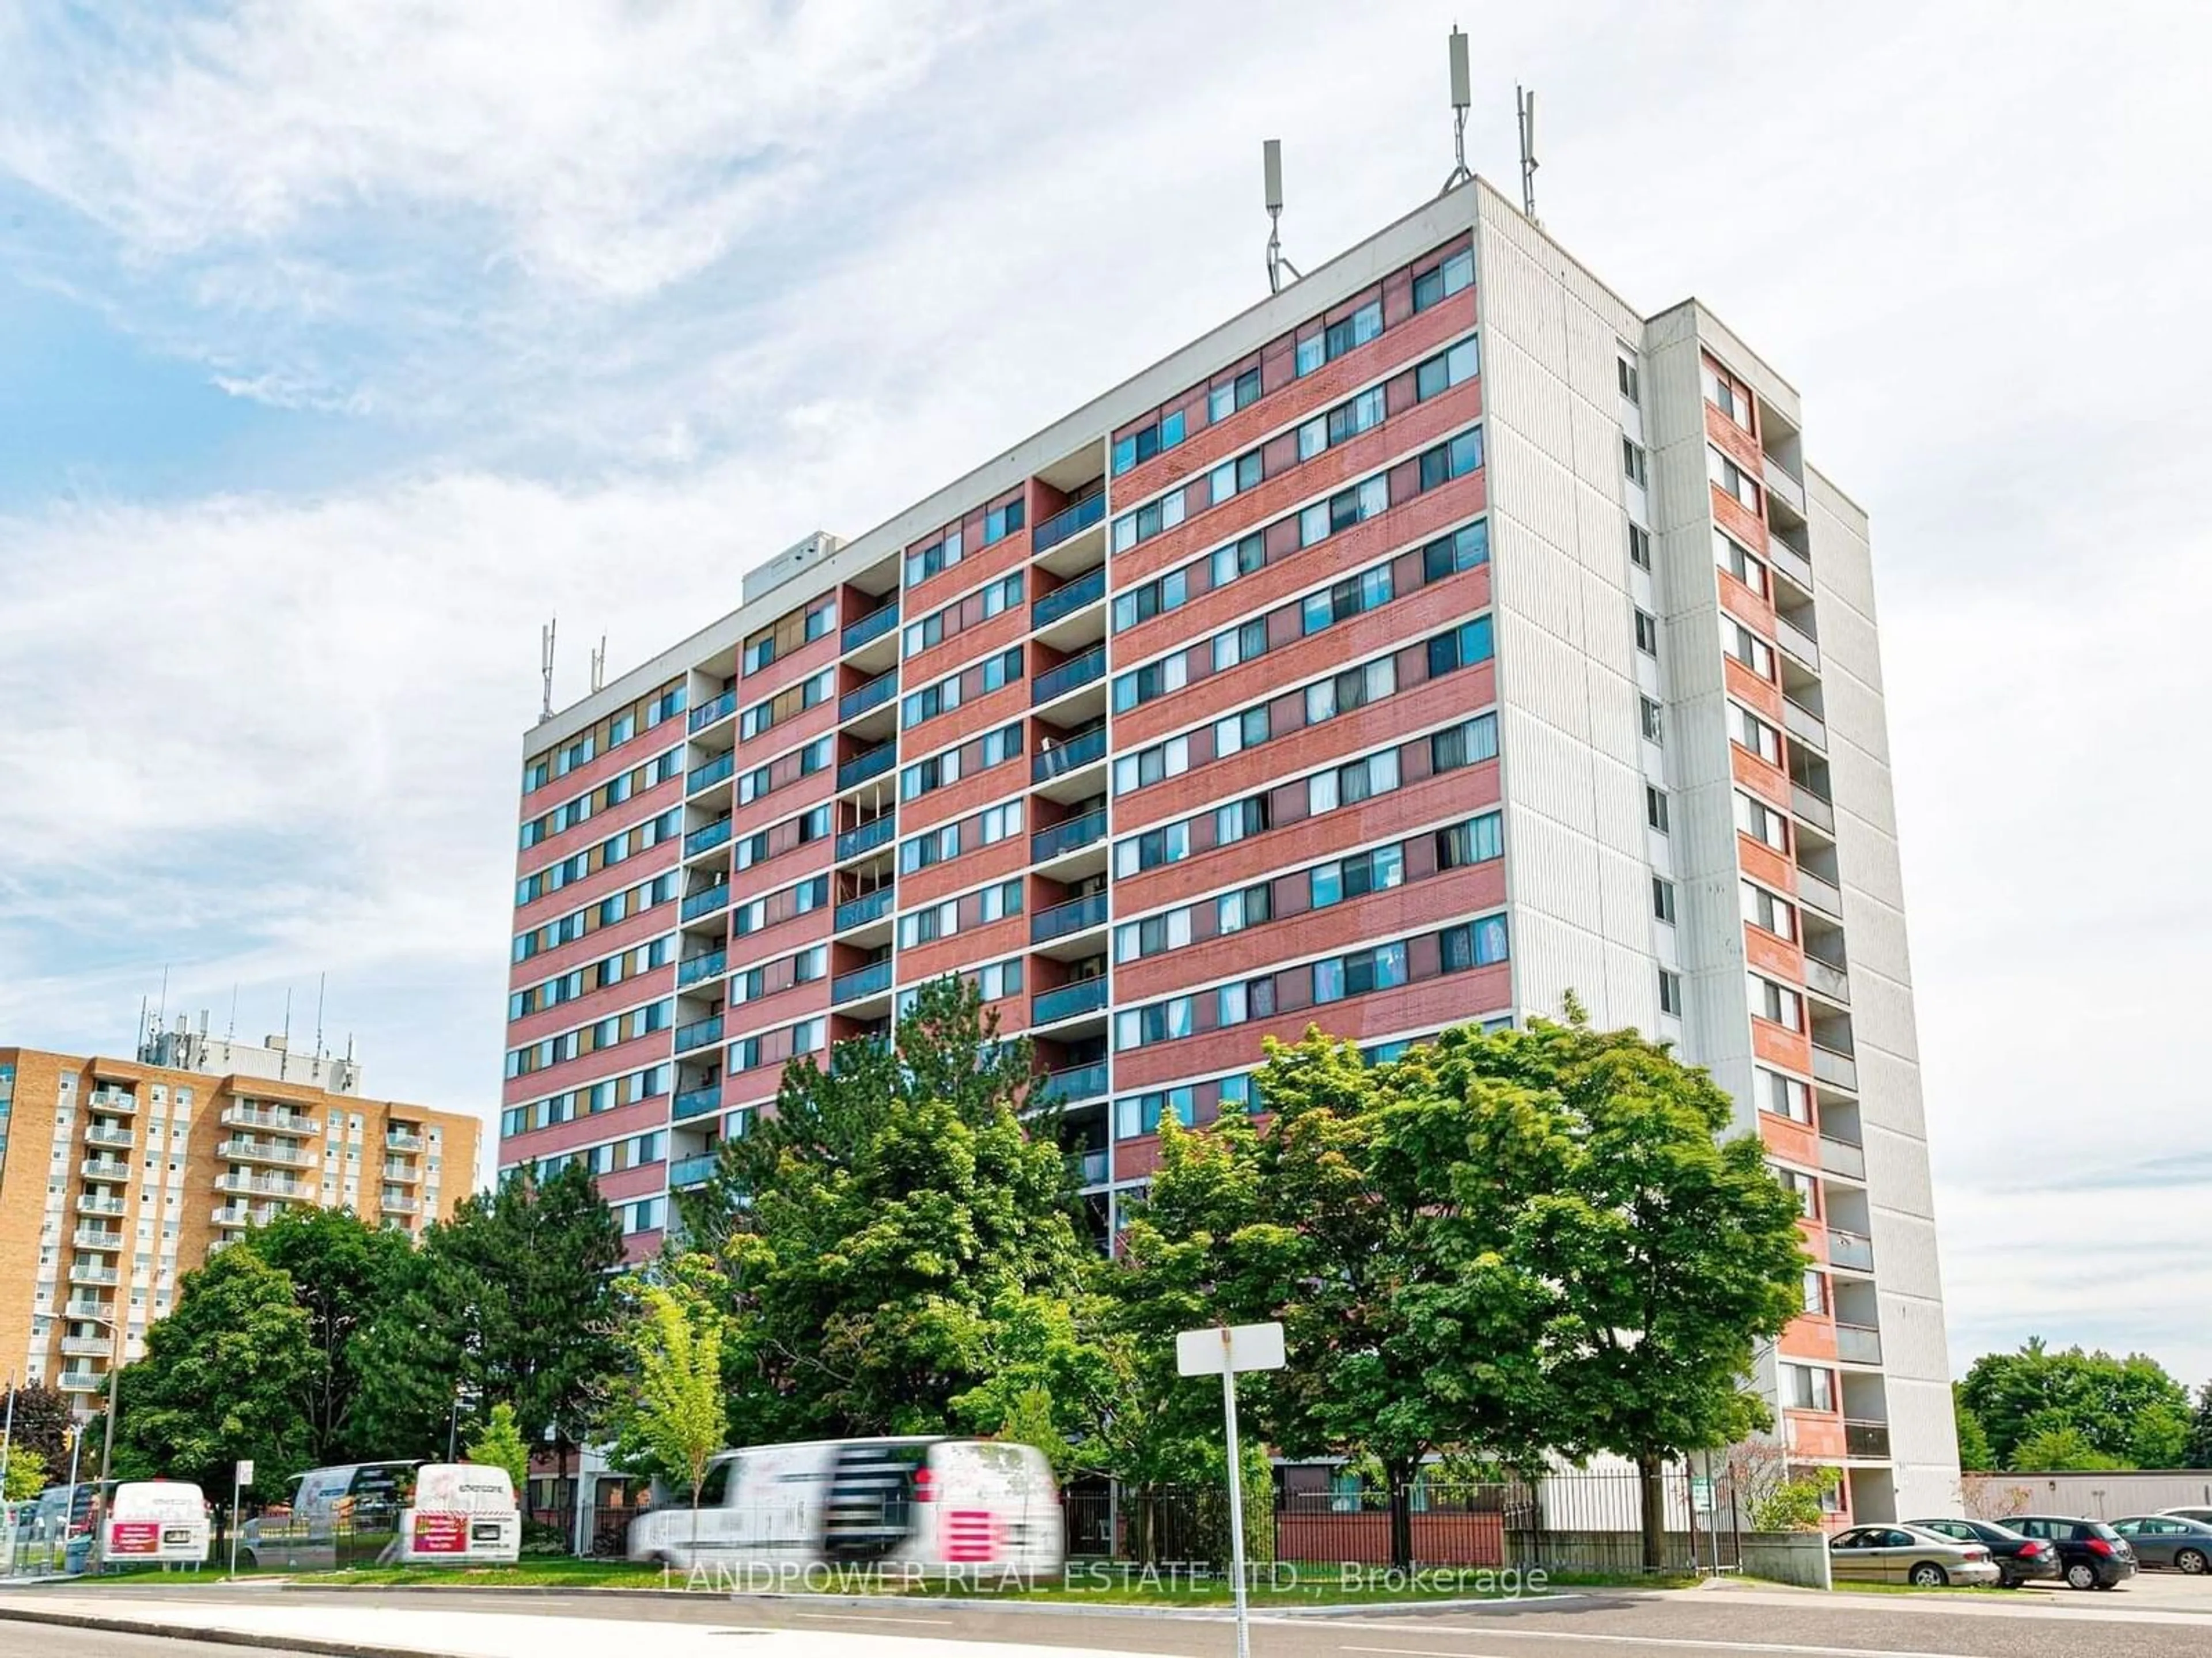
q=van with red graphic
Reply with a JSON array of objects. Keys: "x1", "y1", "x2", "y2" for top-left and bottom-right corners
[{"x1": 625, "y1": 1437, "x2": 1060, "y2": 1578}]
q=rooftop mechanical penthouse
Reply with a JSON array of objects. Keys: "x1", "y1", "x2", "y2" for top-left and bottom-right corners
[{"x1": 502, "y1": 178, "x2": 1955, "y2": 1525}]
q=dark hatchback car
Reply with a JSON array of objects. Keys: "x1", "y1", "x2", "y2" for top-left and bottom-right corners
[
  {"x1": 2004, "y1": 1515, "x2": 2138, "y2": 1589},
  {"x1": 1907, "y1": 1517, "x2": 2061, "y2": 1587}
]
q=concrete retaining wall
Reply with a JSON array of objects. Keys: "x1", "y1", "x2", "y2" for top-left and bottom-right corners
[{"x1": 1740, "y1": 1531, "x2": 1831, "y2": 1590}]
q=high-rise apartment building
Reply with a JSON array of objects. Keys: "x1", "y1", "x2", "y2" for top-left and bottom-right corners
[
  {"x1": 501, "y1": 179, "x2": 1957, "y2": 1521},
  {"x1": 0, "y1": 1035, "x2": 478, "y2": 1406}
]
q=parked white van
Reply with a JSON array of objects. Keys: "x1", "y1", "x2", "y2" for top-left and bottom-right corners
[
  {"x1": 396, "y1": 1463, "x2": 520, "y2": 1565},
  {"x1": 103, "y1": 1480, "x2": 210, "y2": 1565},
  {"x1": 625, "y1": 1437, "x2": 1060, "y2": 1577}
]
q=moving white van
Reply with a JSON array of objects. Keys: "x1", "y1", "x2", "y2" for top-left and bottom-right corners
[
  {"x1": 103, "y1": 1480, "x2": 210, "y2": 1565},
  {"x1": 625, "y1": 1437, "x2": 1060, "y2": 1577}
]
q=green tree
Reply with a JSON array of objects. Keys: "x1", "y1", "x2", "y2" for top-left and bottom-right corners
[
  {"x1": 1953, "y1": 1388, "x2": 1994, "y2": 1471},
  {"x1": 109, "y1": 1246, "x2": 316, "y2": 1497},
  {"x1": 2011, "y1": 1424, "x2": 2127, "y2": 1471},
  {"x1": 2184, "y1": 1382, "x2": 2212, "y2": 1469},
  {"x1": 2130, "y1": 1399, "x2": 2192, "y2": 1468},
  {"x1": 1958, "y1": 1341, "x2": 2192, "y2": 1469},
  {"x1": 1749, "y1": 1466, "x2": 1840, "y2": 1532},
  {"x1": 464, "y1": 1402, "x2": 531, "y2": 1492},
  {"x1": 357, "y1": 1163, "x2": 624, "y2": 1458},
  {"x1": 245, "y1": 1206, "x2": 414, "y2": 1464},
  {"x1": 2, "y1": 1447, "x2": 48, "y2": 1503},
  {"x1": 609, "y1": 1266, "x2": 728, "y2": 1556},
  {"x1": 709, "y1": 978, "x2": 1093, "y2": 1443},
  {"x1": 0, "y1": 1382, "x2": 75, "y2": 1468}
]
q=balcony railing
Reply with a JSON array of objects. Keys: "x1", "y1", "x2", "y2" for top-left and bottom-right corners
[
  {"x1": 385, "y1": 1128, "x2": 424, "y2": 1152},
  {"x1": 838, "y1": 742, "x2": 897, "y2": 790},
  {"x1": 84, "y1": 1123, "x2": 135, "y2": 1149},
  {"x1": 1032, "y1": 978, "x2": 1108, "y2": 1025},
  {"x1": 219, "y1": 1138, "x2": 313, "y2": 1167},
  {"x1": 1032, "y1": 565, "x2": 1105, "y2": 629},
  {"x1": 1812, "y1": 1044, "x2": 1858, "y2": 1092},
  {"x1": 58, "y1": 1370, "x2": 106, "y2": 1393},
  {"x1": 669, "y1": 1152, "x2": 719, "y2": 1189},
  {"x1": 688, "y1": 688, "x2": 737, "y2": 733},
  {"x1": 836, "y1": 813, "x2": 896, "y2": 860},
  {"x1": 1039, "y1": 1061, "x2": 1108, "y2": 1107},
  {"x1": 221, "y1": 1103, "x2": 316, "y2": 1134},
  {"x1": 381, "y1": 1161, "x2": 422, "y2": 1184},
  {"x1": 79, "y1": 1159, "x2": 132, "y2": 1182},
  {"x1": 1775, "y1": 614, "x2": 1820, "y2": 670},
  {"x1": 88, "y1": 1088, "x2": 136, "y2": 1112},
  {"x1": 381, "y1": 1192, "x2": 422, "y2": 1214},
  {"x1": 684, "y1": 816, "x2": 733, "y2": 857},
  {"x1": 63, "y1": 1298, "x2": 112, "y2": 1320},
  {"x1": 673, "y1": 1016, "x2": 724, "y2": 1055},
  {"x1": 839, "y1": 670, "x2": 898, "y2": 721},
  {"x1": 833, "y1": 960, "x2": 894, "y2": 1005},
  {"x1": 673, "y1": 1085, "x2": 722, "y2": 1122},
  {"x1": 1844, "y1": 1418, "x2": 1891, "y2": 1459},
  {"x1": 60, "y1": 1333, "x2": 114, "y2": 1358},
  {"x1": 1819, "y1": 1137, "x2": 1866, "y2": 1181},
  {"x1": 1783, "y1": 699, "x2": 1828, "y2": 755},
  {"x1": 1033, "y1": 491, "x2": 1105, "y2": 554},
  {"x1": 1804, "y1": 955, "x2": 1850, "y2": 1006},
  {"x1": 1033, "y1": 726, "x2": 1107, "y2": 784},
  {"x1": 215, "y1": 1172, "x2": 306, "y2": 1199},
  {"x1": 69, "y1": 1263, "x2": 120, "y2": 1286},
  {"x1": 75, "y1": 1193, "x2": 127, "y2": 1217},
  {"x1": 1836, "y1": 1323, "x2": 1884, "y2": 1366},
  {"x1": 1033, "y1": 808, "x2": 1107, "y2": 862},
  {"x1": 1032, "y1": 891, "x2": 1108, "y2": 944},
  {"x1": 687, "y1": 751, "x2": 736, "y2": 794},
  {"x1": 1072, "y1": 1148, "x2": 1109, "y2": 1187},
  {"x1": 1033, "y1": 646, "x2": 1106, "y2": 706},
  {"x1": 677, "y1": 949, "x2": 727, "y2": 989},
  {"x1": 842, "y1": 603, "x2": 900, "y2": 654},
  {"x1": 1771, "y1": 539, "x2": 1816, "y2": 594},
  {"x1": 1792, "y1": 782, "x2": 1835, "y2": 835},
  {"x1": 1797, "y1": 870, "x2": 1844, "y2": 920},
  {"x1": 73, "y1": 1227, "x2": 126, "y2": 1250},
  {"x1": 1827, "y1": 1228, "x2": 1875, "y2": 1272},
  {"x1": 680, "y1": 884, "x2": 731, "y2": 922},
  {"x1": 1763, "y1": 453, "x2": 1807, "y2": 516},
  {"x1": 835, "y1": 887, "x2": 894, "y2": 933}
]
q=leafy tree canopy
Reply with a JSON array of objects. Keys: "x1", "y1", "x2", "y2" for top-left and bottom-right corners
[
  {"x1": 0, "y1": 1382, "x2": 75, "y2": 1469},
  {"x1": 1959, "y1": 1339, "x2": 2192, "y2": 1470}
]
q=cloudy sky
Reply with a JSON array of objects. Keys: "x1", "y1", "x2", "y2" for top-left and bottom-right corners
[{"x1": 1, "y1": 2, "x2": 2207, "y2": 1384}]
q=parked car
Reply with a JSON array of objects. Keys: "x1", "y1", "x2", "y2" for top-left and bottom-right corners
[
  {"x1": 2002, "y1": 1515, "x2": 2138, "y2": 1589},
  {"x1": 1828, "y1": 1523, "x2": 2002, "y2": 1588},
  {"x1": 2112, "y1": 1515, "x2": 2212, "y2": 1575},
  {"x1": 1906, "y1": 1517, "x2": 2061, "y2": 1587},
  {"x1": 2161, "y1": 1506, "x2": 2212, "y2": 1527}
]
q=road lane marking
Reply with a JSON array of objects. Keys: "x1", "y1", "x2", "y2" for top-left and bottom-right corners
[
  {"x1": 1343, "y1": 1634, "x2": 1969, "y2": 1658},
  {"x1": 786, "y1": 1610, "x2": 959, "y2": 1626}
]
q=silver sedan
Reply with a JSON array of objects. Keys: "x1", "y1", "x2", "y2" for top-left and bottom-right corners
[{"x1": 1829, "y1": 1523, "x2": 2003, "y2": 1588}]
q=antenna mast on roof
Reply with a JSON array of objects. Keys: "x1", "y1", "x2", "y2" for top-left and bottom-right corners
[
  {"x1": 1441, "y1": 27, "x2": 1474, "y2": 192},
  {"x1": 540, "y1": 618, "x2": 558, "y2": 720},
  {"x1": 1516, "y1": 84, "x2": 1540, "y2": 224},
  {"x1": 590, "y1": 634, "x2": 607, "y2": 695},
  {"x1": 1262, "y1": 139, "x2": 1301, "y2": 295}
]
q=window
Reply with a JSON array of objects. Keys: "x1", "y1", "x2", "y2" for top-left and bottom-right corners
[
  {"x1": 1703, "y1": 361, "x2": 1753, "y2": 429},
  {"x1": 1309, "y1": 844, "x2": 1404, "y2": 909},
  {"x1": 1302, "y1": 566, "x2": 1394, "y2": 635},
  {"x1": 1217, "y1": 884, "x2": 1272, "y2": 934},
  {"x1": 903, "y1": 676, "x2": 961, "y2": 727},
  {"x1": 1418, "y1": 428, "x2": 1483, "y2": 490},
  {"x1": 1441, "y1": 915, "x2": 1510, "y2": 970},
  {"x1": 1748, "y1": 972, "x2": 1804, "y2": 1031},
  {"x1": 1113, "y1": 734, "x2": 1190, "y2": 795},
  {"x1": 1112, "y1": 566, "x2": 1191, "y2": 633},
  {"x1": 902, "y1": 748, "x2": 961, "y2": 800},
  {"x1": 1425, "y1": 615, "x2": 1494, "y2": 676},
  {"x1": 1734, "y1": 790, "x2": 1789, "y2": 851},
  {"x1": 743, "y1": 599, "x2": 833, "y2": 676},
  {"x1": 1421, "y1": 520, "x2": 1490, "y2": 581},
  {"x1": 1207, "y1": 449, "x2": 1264, "y2": 505},
  {"x1": 1310, "y1": 747, "x2": 1400, "y2": 813},
  {"x1": 1758, "y1": 1067, "x2": 1812, "y2": 1123},
  {"x1": 1617, "y1": 355, "x2": 1639, "y2": 404},
  {"x1": 1115, "y1": 820, "x2": 1192, "y2": 876},
  {"x1": 1217, "y1": 978, "x2": 1275, "y2": 1027},
  {"x1": 1411, "y1": 247, "x2": 1473, "y2": 311},
  {"x1": 1210, "y1": 531, "x2": 1266, "y2": 589},
  {"x1": 1207, "y1": 367, "x2": 1260, "y2": 424},
  {"x1": 1300, "y1": 475, "x2": 1390, "y2": 547},
  {"x1": 1622, "y1": 437, "x2": 1648, "y2": 487},
  {"x1": 979, "y1": 722, "x2": 1022, "y2": 767},
  {"x1": 1306, "y1": 657, "x2": 1395, "y2": 723},
  {"x1": 978, "y1": 800, "x2": 1022, "y2": 844},
  {"x1": 904, "y1": 528, "x2": 964, "y2": 586},
  {"x1": 1628, "y1": 523, "x2": 1652, "y2": 570},
  {"x1": 1646, "y1": 785, "x2": 1669, "y2": 832},
  {"x1": 1116, "y1": 998, "x2": 1195, "y2": 1049},
  {"x1": 1635, "y1": 610, "x2": 1659, "y2": 656},
  {"x1": 1313, "y1": 941, "x2": 1408, "y2": 1003},
  {"x1": 1779, "y1": 1363, "x2": 1835, "y2": 1413},
  {"x1": 1114, "y1": 652, "x2": 1189, "y2": 711},
  {"x1": 901, "y1": 823, "x2": 959, "y2": 873},
  {"x1": 1722, "y1": 618, "x2": 1775, "y2": 679},
  {"x1": 1215, "y1": 793, "x2": 1271, "y2": 844},
  {"x1": 1430, "y1": 711, "x2": 1499, "y2": 774},
  {"x1": 1116, "y1": 1087, "x2": 1194, "y2": 1139},
  {"x1": 1297, "y1": 297, "x2": 1382, "y2": 374},
  {"x1": 1709, "y1": 446, "x2": 1760, "y2": 512},
  {"x1": 1111, "y1": 486, "x2": 1188, "y2": 554},
  {"x1": 975, "y1": 957, "x2": 1023, "y2": 1001},
  {"x1": 1414, "y1": 336, "x2": 1479, "y2": 402},
  {"x1": 1112, "y1": 408, "x2": 1186, "y2": 476},
  {"x1": 1741, "y1": 881, "x2": 1797, "y2": 941},
  {"x1": 1214, "y1": 705, "x2": 1270, "y2": 758},
  {"x1": 1773, "y1": 1163, "x2": 1819, "y2": 1217},
  {"x1": 983, "y1": 495, "x2": 1027, "y2": 544},
  {"x1": 978, "y1": 879, "x2": 1022, "y2": 921},
  {"x1": 1714, "y1": 531, "x2": 1768, "y2": 597},
  {"x1": 1435, "y1": 812, "x2": 1503, "y2": 869},
  {"x1": 1639, "y1": 696, "x2": 1665, "y2": 744},
  {"x1": 1116, "y1": 909, "x2": 1193, "y2": 962},
  {"x1": 1213, "y1": 618, "x2": 1269, "y2": 672},
  {"x1": 1728, "y1": 703, "x2": 1783, "y2": 766},
  {"x1": 1653, "y1": 877, "x2": 1677, "y2": 924},
  {"x1": 1658, "y1": 970, "x2": 1683, "y2": 1016},
  {"x1": 1802, "y1": 1270, "x2": 1828, "y2": 1316}
]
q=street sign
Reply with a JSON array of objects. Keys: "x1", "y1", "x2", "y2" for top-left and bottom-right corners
[
  {"x1": 1690, "y1": 1475, "x2": 1714, "y2": 1515},
  {"x1": 1176, "y1": 1322, "x2": 1285, "y2": 1377},
  {"x1": 235, "y1": 1460, "x2": 254, "y2": 1486}
]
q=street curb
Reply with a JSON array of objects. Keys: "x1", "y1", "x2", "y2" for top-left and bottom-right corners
[{"x1": 0, "y1": 1603, "x2": 449, "y2": 1658}]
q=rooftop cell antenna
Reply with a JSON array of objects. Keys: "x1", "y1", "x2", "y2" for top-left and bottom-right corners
[
  {"x1": 1442, "y1": 27, "x2": 1474, "y2": 192},
  {"x1": 540, "y1": 618, "x2": 558, "y2": 720},
  {"x1": 590, "y1": 634, "x2": 607, "y2": 695},
  {"x1": 1262, "y1": 139, "x2": 1301, "y2": 295},
  {"x1": 1516, "y1": 84, "x2": 1540, "y2": 224}
]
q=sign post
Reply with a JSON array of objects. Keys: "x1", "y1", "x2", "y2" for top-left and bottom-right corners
[
  {"x1": 230, "y1": 1460, "x2": 252, "y2": 1576},
  {"x1": 1176, "y1": 1322, "x2": 1285, "y2": 1658}
]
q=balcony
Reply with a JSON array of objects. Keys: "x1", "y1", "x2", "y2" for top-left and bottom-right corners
[
  {"x1": 1804, "y1": 954, "x2": 1851, "y2": 1006},
  {"x1": 386, "y1": 1128, "x2": 424, "y2": 1152},
  {"x1": 1791, "y1": 782, "x2": 1835, "y2": 835},
  {"x1": 673, "y1": 1085, "x2": 722, "y2": 1122},
  {"x1": 688, "y1": 688, "x2": 738, "y2": 733},
  {"x1": 381, "y1": 1161, "x2": 421, "y2": 1184},
  {"x1": 1775, "y1": 614, "x2": 1820, "y2": 671},
  {"x1": 215, "y1": 1172, "x2": 306, "y2": 1199},
  {"x1": 84, "y1": 1123, "x2": 135, "y2": 1149},
  {"x1": 88, "y1": 1088, "x2": 137, "y2": 1112},
  {"x1": 833, "y1": 960, "x2": 893, "y2": 1005},
  {"x1": 1812, "y1": 1045, "x2": 1858, "y2": 1092},
  {"x1": 58, "y1": 1369, "x2": 107, "y2": 1394},
  {"x1": 670, "y1": 1152, "x2": 718, "y2": 1190},
  {"x1": 75, "y1": 1193, "x2": 127, "y2": 1217},
  {"x1": 838, "y1": 742, "x2": 897, "y2": 791},
  {"x1": 1763, "y1": 454, "x2": 1807, "y2": 516},
  {"x1": 68, "y1": 1262, "x2": 120, "y2": 1286},
  {"x1": 680, "y1": 884, "x2": 731, "y2": 923},
  {"x1": 1032, "y1": 809, "x2": 1107, "y2": 864},
  {"x1": 1797, "y1": 870, "x2": 1844, "y2": 920},
  {"x1": 60, "y1": 1333, "x2": 114, "y2": 1358},
  {"x1": 1032, "y1": 978, "x2": 1108, "y2": 1026},
  {"x1": 842, "y1": 602, "x2": 900, "y2": 654},
  {"x1": 1770, "y1": 537, "x2": 1816, "y2": 595},
  {"x1": 1033, "y1": 491, "x2": 1105, "y2": 555},
  {"x1": 1836, "y1": 1323, "x2": 1884, "y2": 1366},
  {"x1": 684, "y1": 816, "x2": 733, "y2": 858},
  {"x1": 1039, "y1": 1061, "x2": 1108, "y2": 1107},
  {"x1": 219, "y1": 1138, "x2": 314, "y2": 1168},
  {"x1": 673, "y1": 1015, "x2": 724, "y2": 1056},
  {"x1": 839, "y1": 670, "x2": 898, "y2": 721},
  {"x1": 221, "y1": 1103, "x2": 316, "y2": 1135},
  {"x1": 1032, "y1": 891, "x2": 1108, "y2": 945},
  {"x1": 1032, "y1": 566, "x2": 1105, "y2": 630},
  {"x1": 381, "y1": 1191, "x2": 422, "y2": 1215},
  {"x1": 1828, "y1": 1228, "x2": 1875, "y2": 1272},
  {"x1": 835, "y1": 887, "x2": 894, "y2": 933},
  {"x1": 63, "y1": 1299, "x2": 112, "y2": 1322},
  {"x1": 1033, "y1": 725, "x2": 1107, "y2": 785},
  {"x1": 211, "y1": 1204, "x2": 257, "y2": 1227},
  {"x1": 73, "y1": 1225, "x2": 125, "y2": 1250},
  {"x1": 1032, "y1": 646, "x2": 1105, "y2": 706},
  {"x1": 1844, "y1": 1418, "x2": 1891, "y2": 1459},
  {"x1": 677, "y1": 949, "x2": 727, "y2": 989},
  {"x1": 836, "y1": 813, "x2": 896, "y2": 860},
  {"x1": 79, "y1": 1158, "x2": 132, "y2": 1182},
  {"x1": 1783, "y1": 699, "x2": 1828, "y2": 755},
  {"x1": 687, "y1": 751, "x2": 736, "y2": 794},
  {"x1": 1819, "y1": 1137, "x2": 1866, "y2": 1181},
  {"x1": 1072, "y1": 1148, "x2": 1109, "y2": 1187}
]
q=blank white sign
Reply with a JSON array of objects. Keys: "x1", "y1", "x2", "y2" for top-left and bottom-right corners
[{"x1": 1176, "y1": 1322, "x2": 1286, "y2": 1376}]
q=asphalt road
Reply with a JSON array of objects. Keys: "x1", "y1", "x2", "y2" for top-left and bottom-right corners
[
  {"x1": 11, "y1": 1623, "x2": 335, "y2": 1658},
  {"x1": 12, "y1": 1581, "x2": 2212, "y2": 1658}
]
